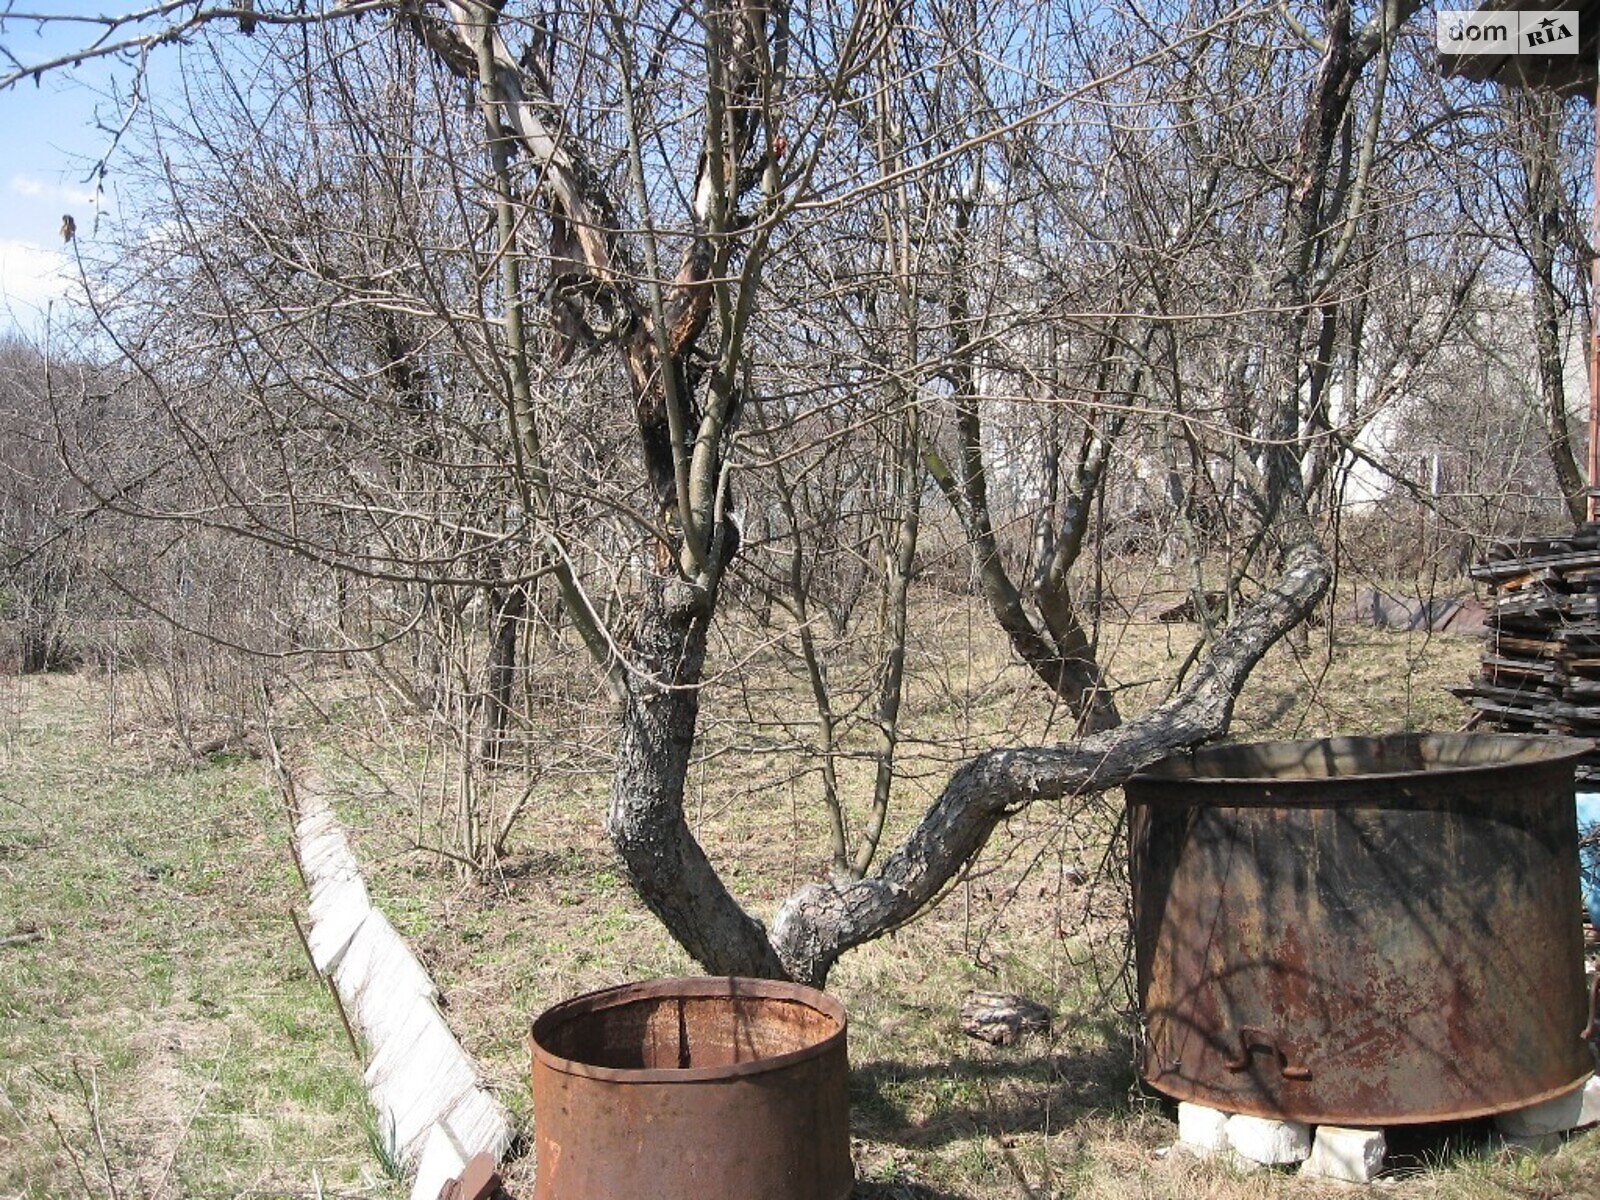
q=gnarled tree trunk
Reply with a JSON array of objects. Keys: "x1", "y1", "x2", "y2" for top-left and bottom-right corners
[{"x1": 606, "y1": 577, "x2": 787, "y2": 977}]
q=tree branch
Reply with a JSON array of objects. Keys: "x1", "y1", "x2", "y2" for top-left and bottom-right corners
[{"x1": 770, "y1": 535, "x2": 1330, "y2": 986}]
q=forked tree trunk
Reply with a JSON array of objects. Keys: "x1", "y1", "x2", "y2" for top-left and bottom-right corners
[
  {"x1": 606, "y1": 577, "x2": 788, "y2": 977},
  {"x1": 422, "y1": 0, "x2": 1346, "y2": 990},
  {"x1": 602, "y1": 531, "x2": 1328, "y2": 988}
]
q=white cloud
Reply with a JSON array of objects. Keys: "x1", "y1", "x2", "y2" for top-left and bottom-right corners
[
  {"x1": 0, "y1": 239, "x2": 76, "y2": 328},
  {"x1": 8, "y1": 174, "x2": 102, "y2": 209}
]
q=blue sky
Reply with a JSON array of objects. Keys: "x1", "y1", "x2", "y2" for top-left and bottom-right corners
[{"x1": 0, "y1": 2, "x2": 173, "y2": 333}]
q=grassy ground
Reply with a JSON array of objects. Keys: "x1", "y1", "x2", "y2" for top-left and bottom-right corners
[
  {"x1": 0, "y1": 673, "x2": 395, "y2": 1199},
  {"x1": 313, "y1": 602, "x2": 1598, "y2": 1199},
  {"x1": 4, "y1": 599, "x2": 1600, "y2": 1198}
]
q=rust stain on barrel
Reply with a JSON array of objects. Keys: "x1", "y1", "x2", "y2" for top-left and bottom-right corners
[
  {"x1": 1128, "y1": 733, "x2": 1594, "y2": 1125},
  {"x1": 530, "y1": 976, "x2": 852, "y2": 1200}
]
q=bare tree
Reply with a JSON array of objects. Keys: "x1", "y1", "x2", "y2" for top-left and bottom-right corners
[
  {"x1": 3, "y1": 0, "x2": 1465, "y2": 987},
  {"x1": 0, "y1": 335, "x2": 80, "y2": 674},
  {"x1": 1496, "y1": 91, "x2": 1591, "y2": 526}
]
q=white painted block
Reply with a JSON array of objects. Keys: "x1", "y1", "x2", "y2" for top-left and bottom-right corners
[
  {"x1": 307, "y1": 881, "x2": 371, "y2": 962},
  {"x1": 1578, "y1": 1076, "x2": 1600, "y2": 1125},
  {"x1": 1177, "y1": 1101, "x2": 1231, "y2": 1154},
  {"x1": 295, "y1": 789, "x2": 510, "y2": 1197},
  {"x1": 1300, "y1": 1126, "x2": 1386, "y2": 1183},
  {"x1": 345, "y1": 914, "x2": 435, "y2": 1024},
  {"x1": 387, "y1": 1072, "x2": 474, "y2": 1159},
  {"x1": 305, "y1": 899, "x2": 368, "y2": 973},
  {"x1": 308, "y1": 865, "x2": 370, "y2": 916},
  {"x1": 365, "y1": 1009, "x2": 466, "y2": 1091},
  {"x1": 299, "y1": 836, "x2": 354, "y2": 878},
  {"x1": 1225, "y1": 1113, "x2": 1311, "y2": 1164},
  {"x1": 361, "y1": 1003, "x2": 463, "y2": 1104},
  {"x1": 298, "y1": 828, "x2": 357, "y2": 877},
  {"x1": 372, "y1": 1076, "x2": 471, "y2": 1161},
  {"x1": 1495, "y1": 1077, "x2": 1600, "y2": 1137},
  {"x1": 331, "y1": 912, "x2": 383, "y2": 995},
  {"x1": 439, "y1": 1087, "x2": 514, "y2": 1161},
  {"x1": 362, "y1": 1005, "x2": 443, "y2": 1087},
  {"x1": 410, "y1": 1123, "x2": 470, "y2": 1200},
  {"x1": 295, "y1": 809, "x2": 337, "y2": 842}
]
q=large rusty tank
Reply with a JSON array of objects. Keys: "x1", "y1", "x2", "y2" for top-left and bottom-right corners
[
  {"x1": 1127, "y1": 733, "x2": 1594, "y2": 1125},
  {"x1": 530, "y1": 976, "x2": 852, "y2": 1200}
]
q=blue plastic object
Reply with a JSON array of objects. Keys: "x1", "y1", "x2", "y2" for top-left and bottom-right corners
[{"x1": 1578, "y1": 792, "x2": 1600, "y2": 930}]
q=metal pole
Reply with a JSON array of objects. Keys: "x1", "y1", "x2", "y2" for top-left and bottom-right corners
[{"x1": 1588, "y1": 75, "x2": 1600, "y2": 522}]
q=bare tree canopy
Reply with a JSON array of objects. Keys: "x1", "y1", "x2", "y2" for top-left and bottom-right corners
[{"x1": 10, "y1": 0, "x2": 1586, "y2": 987}]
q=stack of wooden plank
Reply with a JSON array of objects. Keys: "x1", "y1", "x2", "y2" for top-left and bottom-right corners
[{"x1": 1459, "y1": 525, "x2": 1600, "y2": 781}]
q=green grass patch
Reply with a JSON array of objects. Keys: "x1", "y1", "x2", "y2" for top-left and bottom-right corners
[{"x1": 0, "y1": 676, "x2": 392, "y2": 1198}]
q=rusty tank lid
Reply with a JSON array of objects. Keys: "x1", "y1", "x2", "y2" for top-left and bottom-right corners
[
  {"x1": 1130, "y1": 732, "x2": 1593, "y2": 804},
  {"x1": 530, "y1": 975, "x2": 848, "y2": 1084}
]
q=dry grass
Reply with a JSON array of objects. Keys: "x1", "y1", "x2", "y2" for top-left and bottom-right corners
[
  {"x1": 307, "y1": 594, "x2": 1598, "y2": 1198},
  {"x1": 0, "y1": 673, "x2": 394, "y2": 1199},
  {"x1": 3, "y1": 590, "x2": 1599, "y2": 1198}
]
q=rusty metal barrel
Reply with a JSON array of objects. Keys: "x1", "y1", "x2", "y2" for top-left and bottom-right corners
[
  {"x1": 530, "y1": 976, "x2": 852, "y2": 1200},
  {"x1": 1127, "y1": 733, "x2": 1594, "y2": 1125}
]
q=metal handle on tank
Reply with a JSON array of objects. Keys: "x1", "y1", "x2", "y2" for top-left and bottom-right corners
[{"x1": 1224, "y1": 1026, "x2": 1312, "y2": 1081}]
